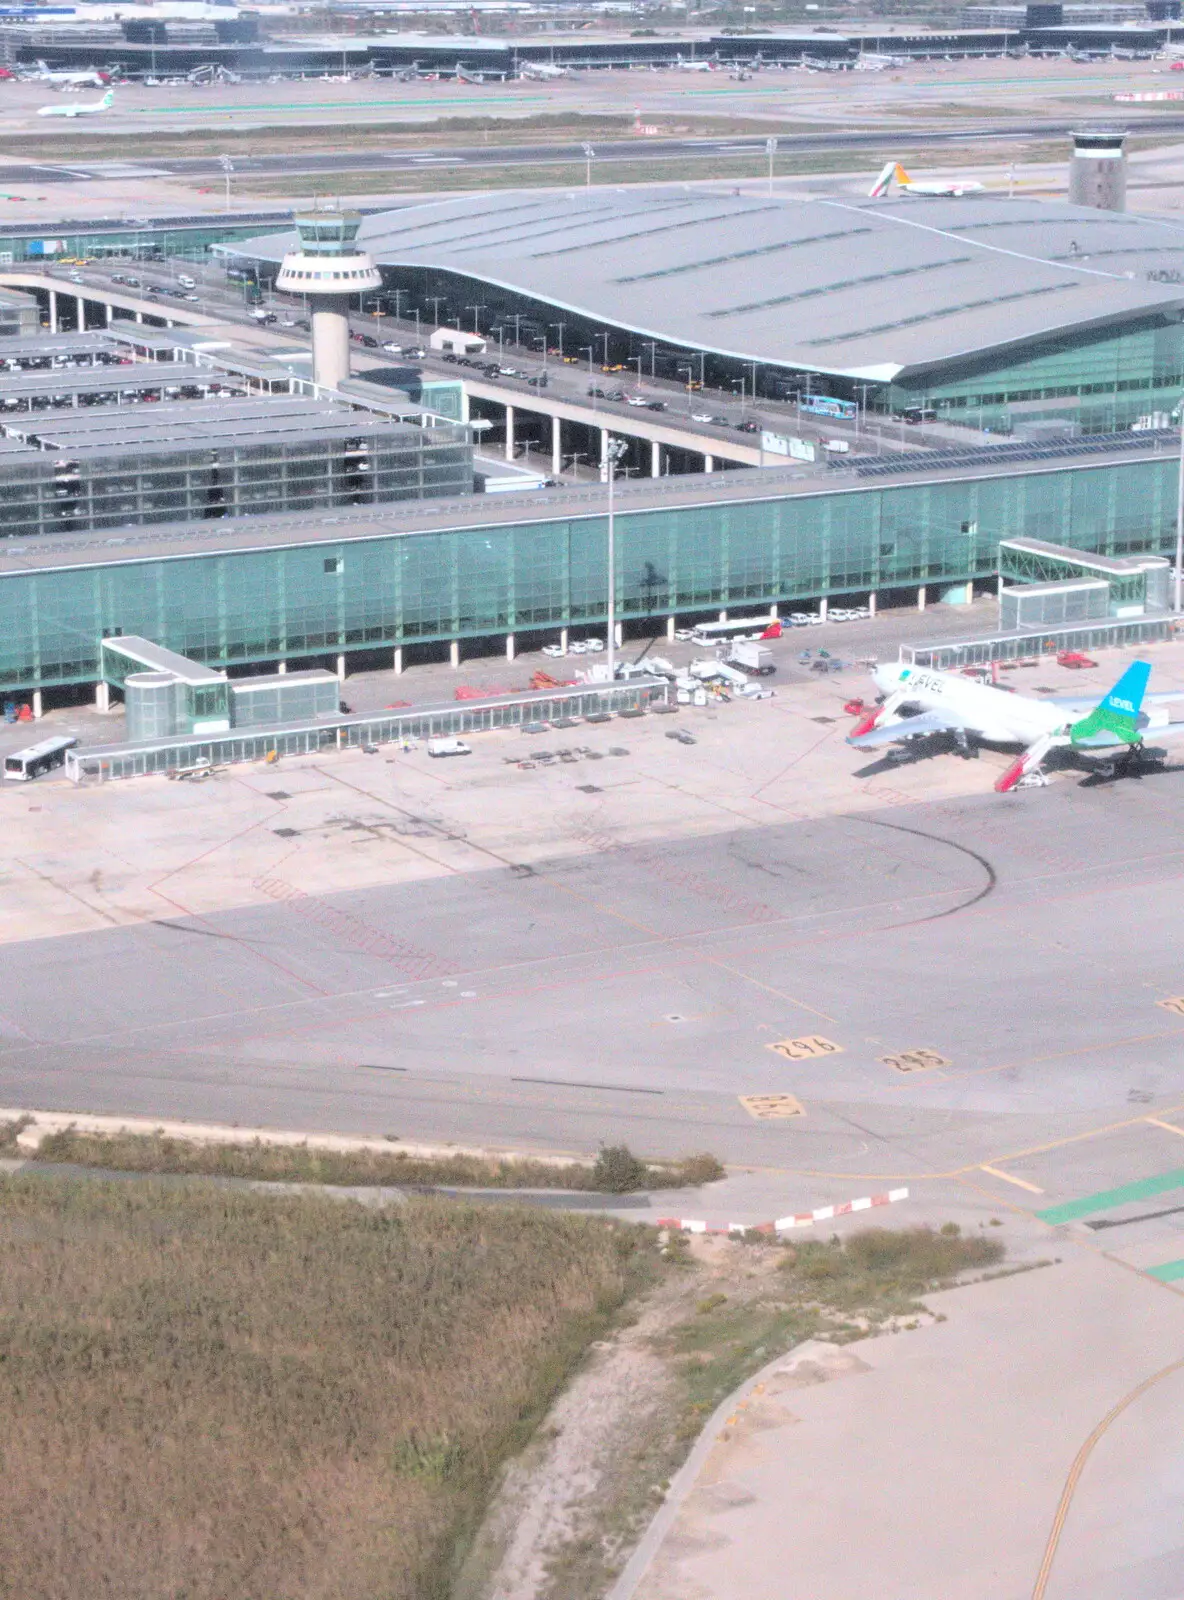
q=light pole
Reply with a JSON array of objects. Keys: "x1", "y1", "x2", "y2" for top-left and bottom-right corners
[
  {"x1": 391, "y1": 287, "x2": 407, "y2": 321},
  {"x1": 583, "y1": 142, "x2": 595, "y2": 187},
  {"x1": 643, "y1": 339, "x2": 657, "y2": 378},
  {"x1": 632, "y1": 354, "x2": 642, "y2": 385},
  {"x1": 732, "y1": 375, "x2": 747, "y2": 416},
  {"x1": 580, "y1": 344, "x2": 594, "y2": 375},
  {"x1": 597, "y1": 330, "x2": 609, "y2": 368},
  {"x1": 604, "y1": 435, "x2": 628, "y2": 684},
  {"x1": 766, "y1": 135, "x2": 777, "y2": 196},
  {"x1": 549, "y1": 320, "x2": 566, "y2": 358},
  {"x1": 465, "y1": 303, "x2": 486, "y2": 333},
  {"x1": 677, "y1": 363, "x2": 692, "y2": 412},
  {"x1": 427, "y1": 294, "x2": 445, "y2": 327},
  {"x1": 219, "y1": 154, "x2": 233, "y2": 213},
  {"x1": 1176, "y1": 406, "x2": 1184, "y2": 614}
]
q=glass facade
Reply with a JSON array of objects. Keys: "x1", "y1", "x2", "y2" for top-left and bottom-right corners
[
  {"x1": 2, "y1": 453, "x2": 1177, "y2": 692},
  {"x1": 889, "y1": 316, "x2": 1184, "y2": 435}
]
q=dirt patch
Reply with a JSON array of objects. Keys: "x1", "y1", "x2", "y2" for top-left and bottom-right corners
[{"x1": 458, "y1": 1224, "x2": 1009, "y2": 1600}]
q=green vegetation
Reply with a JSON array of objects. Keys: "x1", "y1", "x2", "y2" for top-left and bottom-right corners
[
  {"x1": 538, "y1": 1223, "x2": 1008, "y2": 1598},
  {"x1": 2, "y1": 1121, "x2": 724, "y2": 1192},
  {"x1": 672, "y1": 1225, "x2": 1005, "y2": 1411},
  {"x1": 0, "y1": 1174, "x2": 656, "y2": 1600}
]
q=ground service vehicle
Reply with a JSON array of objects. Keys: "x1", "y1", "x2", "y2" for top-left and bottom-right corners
[
  {"x1": 4, "y1": 734, "x2": 77, "y2": 780},
  {"x1": 427, "y1": 738, "x2": 471, "y2": 758},
  {"x1": 727, "y1": 641, "x2": 776, "y2": 675}
]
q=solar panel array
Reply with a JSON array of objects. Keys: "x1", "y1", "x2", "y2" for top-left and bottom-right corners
[{"x1": 852, "y1": 428, "x2": 1177, "y2": 479}]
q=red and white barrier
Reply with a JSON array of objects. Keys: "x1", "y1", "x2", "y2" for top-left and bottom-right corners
[
  {"x1": 774, "y1": 1186, "x2": 909, "y2": 1230},
  {"x1": 657, "y1": 1186, "x2": 908, "y2": 1237}
]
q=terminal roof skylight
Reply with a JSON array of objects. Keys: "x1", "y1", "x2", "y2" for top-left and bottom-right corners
[{"x1": 247, "y1": 190, "x2": 1184, "y2": 382}]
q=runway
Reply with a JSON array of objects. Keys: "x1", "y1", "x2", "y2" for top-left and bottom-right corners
[{"x1": 12, "y1": 116, "x2": 1184, "y2": 187}]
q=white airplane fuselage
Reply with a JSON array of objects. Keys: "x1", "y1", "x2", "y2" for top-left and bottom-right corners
[{"x1": 872, "y1": 662, "x2": 1062, "y2": 745}]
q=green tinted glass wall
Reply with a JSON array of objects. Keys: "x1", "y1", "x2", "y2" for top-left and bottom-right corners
[
  {"x1": 889, "y1": 317, "x2": 1184, "y2": 435},
  {"x1": 0, "y1": 455, "x2": 1176, "y2": 691}
]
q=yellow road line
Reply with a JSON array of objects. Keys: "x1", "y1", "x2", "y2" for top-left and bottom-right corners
[
  {"x1": 979, "y1": 1164, "x2": 1044, "y2": 1194},
  {"x1": 1145, "y1": 1116, "x2": 1184, "y2": 1139},
  {"x1": 1032, "y1": 1354, "x2": 1184, "y2": 1600}
]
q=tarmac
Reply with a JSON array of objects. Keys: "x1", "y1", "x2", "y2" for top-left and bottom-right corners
[
  {"x1": 7, "y1": 604, "x2": 1184, "y2": 1597},
  {"x1": 620, "y1": 1247, "x2": 1184, "y2": 1600}
]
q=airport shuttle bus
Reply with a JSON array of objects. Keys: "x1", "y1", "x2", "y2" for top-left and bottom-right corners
[{"x1": 4, "y1": 734, "x2": 78, "y2": 781}]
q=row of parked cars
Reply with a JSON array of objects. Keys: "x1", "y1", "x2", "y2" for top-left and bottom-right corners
[{"x1": 542, "y1": 637, "x2": 605, "y2": 657}]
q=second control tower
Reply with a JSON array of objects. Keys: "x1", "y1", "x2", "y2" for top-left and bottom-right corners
[{"x1": 275, "y1": 209, "x2": 382, "y2": 391}]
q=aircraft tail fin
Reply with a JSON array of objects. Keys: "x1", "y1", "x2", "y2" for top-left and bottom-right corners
[
  {"x1": 1069, "y1": 660, "x2": 1151, "y2": 748},
  {"x1": 868, "y1": 160, "x2": 895, "y2": 198},
  {"x1": 894, "y1": 162, "x2": 912, "y2": 185},
  {"x1": 101, "y1": 88, "x2": 114, "y2": 106}
]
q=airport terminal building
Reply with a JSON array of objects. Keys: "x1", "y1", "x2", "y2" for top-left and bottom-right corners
[
  {"x1": 243, "y1": 189, "x2": 1184, "y2": 438},
  {"x1": 4, "y1": 190, "x2": 1184, "y2": 704}
]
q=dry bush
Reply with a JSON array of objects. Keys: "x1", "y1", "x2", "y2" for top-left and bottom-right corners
[
  {"x1": 0, "y1": 1175, "x2": 653, "y2": 1600},
  {"x1": 781, "y1": 1224, "x2": 1005, "y2": 1311},
  {"x1": 29, "y1": 1129, "x2": 722, "y2": 1192}
]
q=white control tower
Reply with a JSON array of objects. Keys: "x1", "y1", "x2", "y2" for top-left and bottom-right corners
[{"x1": 275, "y1": 209, "x2": 382, "y2": 391}]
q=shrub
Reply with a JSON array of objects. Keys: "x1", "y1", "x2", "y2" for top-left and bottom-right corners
[{"x1": 592, "y1": 1144, "x2": 650, "y2": 1193}]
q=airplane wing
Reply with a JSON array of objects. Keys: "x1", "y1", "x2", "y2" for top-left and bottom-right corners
[{"x1": 848, "y1": 709, "x2": 975, "y2": 748}]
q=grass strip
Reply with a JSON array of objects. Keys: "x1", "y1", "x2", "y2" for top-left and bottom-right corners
[
  {"x1": 0, "y1": 1120, "x2": 724, "y2": 1193},
  {"x1": 0, "y1": 1173, "x2": 657, "y2": 1600}
]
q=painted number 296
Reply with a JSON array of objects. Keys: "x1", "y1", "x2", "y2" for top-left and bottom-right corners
[{"x1": 767, "y1": 1036, "x2": 843, "y2": 1061}]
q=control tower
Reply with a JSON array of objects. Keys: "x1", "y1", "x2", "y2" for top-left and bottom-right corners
[
  {"x1": 275, "y1": 209, "x2": 382, "y2": 391},
  {"x1": 1069, "y1": 127, "x2": 1127, "y2": 213}
]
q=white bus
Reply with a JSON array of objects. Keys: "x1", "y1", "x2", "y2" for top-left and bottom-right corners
[
  {"x1": 4, "y1": 734, "x2": 78, "y2": 781},
  {"x1": 688, "y1": 616, "x2": 775, "y2": 642}
]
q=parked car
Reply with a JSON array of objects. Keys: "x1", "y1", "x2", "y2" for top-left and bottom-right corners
[{"x1": 1057, "y1": 651, "x2": 1098, "y2": 669}]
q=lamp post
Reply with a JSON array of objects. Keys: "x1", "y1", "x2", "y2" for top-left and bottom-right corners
[
  {"x1": 643, "y1": 339, "x2": 657, "y2": 378},
  {"x1": 1176, "y1": 406, "x2": 1183, "y2": 614},
  {"x1": 219, "y1": 153, "x2": 233, "y2": 213},
  {"x1": 677, "y1": 363, "x2": 692, "y2": 412},
  {"x1": 549, "y1": 320, "x2": 566, "y2": 358},
  {"x1": 597, "y1": 331, "x2": 610, "y2": 368},
  {"x1": 427, "y1": 294, "x2": 445, "y2": 327},
  {"x1": 732, "y1": 374, "x2": 747, "y2": 416},
  {"x1": 766, "y1": 135, "x2": 777, "y2": 196},
  {"x1": 465, "y1": 303, "x2": 485, "y2": 333},
  {"x1": 604, "y1": 435, "x2": 629, "y2": 685},
  {"x1": 583, "y1": 142, "x2": 595, "y2": 187}
]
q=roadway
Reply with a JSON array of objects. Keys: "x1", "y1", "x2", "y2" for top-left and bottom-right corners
[{"x1": 14, "y1": 115, "x2": 1184, "y2": 187}]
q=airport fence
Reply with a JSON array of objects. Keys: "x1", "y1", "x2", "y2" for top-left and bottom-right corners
[
  {"x1": 65, "y1": 678, "x2": 670, "y2": 784},
  {"x1": 899, "y1": 614, "x2": 1177, "y2": 670}
]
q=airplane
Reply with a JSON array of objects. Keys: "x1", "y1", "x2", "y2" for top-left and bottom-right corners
[
  {"x1": 674, "y1": 54, "x2": 715, "y2": 71},
  {"x1": 869, "y1": 160, "x2": 985, "y2": 198},
  {"x1": 520, "y1": 60, "x2": 567, "y2": 80},
  {"x1": 29, "y1": 60, "x2": 108, "y2": 88},
  {"x1": 37, "y1": 87, "x2": 114, "y2": 118},
  {"x1": 847, "y1": 659, "x2": 1184, "y2": 791}
]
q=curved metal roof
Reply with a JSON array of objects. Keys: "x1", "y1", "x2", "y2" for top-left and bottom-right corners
[{"x1": 248, "y1": 189, "x2": 1184, "y2": 381}]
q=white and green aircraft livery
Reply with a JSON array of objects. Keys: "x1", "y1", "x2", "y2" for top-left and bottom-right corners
[{"x1": 848, "y1": 659, "x2": 1184, "y2": 791}]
